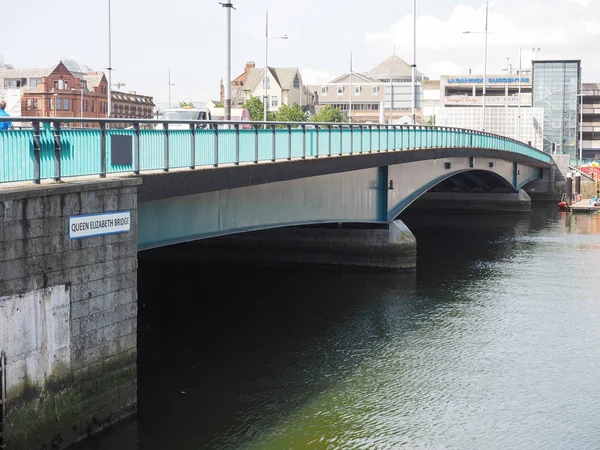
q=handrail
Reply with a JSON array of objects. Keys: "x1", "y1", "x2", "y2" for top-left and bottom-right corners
[{"x1": 0, "y1": 116, "x2": 552, "y2": 185}]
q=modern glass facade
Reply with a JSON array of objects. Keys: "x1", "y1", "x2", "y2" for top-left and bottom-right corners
[{"x1": 532, "y1": 60, "x2": 581, "y2": 156}]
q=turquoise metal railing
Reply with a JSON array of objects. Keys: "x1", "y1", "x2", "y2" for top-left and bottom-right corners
[{"x1": 0, "y1": 117, "x2": 553, "y2": 184}]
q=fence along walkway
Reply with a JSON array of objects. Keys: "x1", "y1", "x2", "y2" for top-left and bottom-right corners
[{"x1": 0, "y1": 118, "x2": 553, "y2": 184}]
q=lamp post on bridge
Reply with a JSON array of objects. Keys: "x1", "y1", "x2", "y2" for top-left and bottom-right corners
[
  {"x1": 263, "y1": 9, "x2": 289, "y2": 126},
  {"x1": 463, "y1": 0, "x2": 489, "y2": 132}
]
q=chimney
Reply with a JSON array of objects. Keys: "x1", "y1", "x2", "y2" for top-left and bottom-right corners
[{"x1": 245, "y1": 61, "x2": 256, "y2": 72}]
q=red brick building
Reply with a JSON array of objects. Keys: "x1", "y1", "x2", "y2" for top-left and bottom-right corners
[{"x1": 22, "y1": 61, "x2": 109, "y2": 126}]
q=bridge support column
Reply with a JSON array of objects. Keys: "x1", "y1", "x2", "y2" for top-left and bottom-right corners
[
  {"x1": 146, "y1": 220, "x2": 417, "y2": 272},
  {"x1": 0, "y1": 178, "x2": 140, "y2": 449}
]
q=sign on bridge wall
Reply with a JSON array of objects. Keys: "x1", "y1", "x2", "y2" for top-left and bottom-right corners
[{"x1": 69, "y1": 211, "x2": 131, "y2": 239}]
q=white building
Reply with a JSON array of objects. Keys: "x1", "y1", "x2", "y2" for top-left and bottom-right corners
[{"x1": 436, "y1": 107, "x2": 544, "y2": 149}]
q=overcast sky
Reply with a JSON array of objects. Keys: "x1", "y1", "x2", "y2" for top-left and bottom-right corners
[{"x1": 3, "y1": 0, "x2": 596, "y2": 104}]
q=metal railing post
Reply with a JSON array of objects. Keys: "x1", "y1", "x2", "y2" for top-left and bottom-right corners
[
  {"x1": 315, "y1": 125, "x2": 320, "y2": 158},
  {"x1": 360, "y1": 125, "x2": 364, "y2": 154},
  {"x1": 100, "y1": 122, "x2": 107, "y2": 178},
  {"x1": 53, "y1": 121, "x2": 61, "y2": 182},
  {"x1": 271, "y1": 124, "x2": 276, "y2": 162},
  {"x1": 133, "y1": 122, "x2": 140, "y2": 174},
  {"x1": 369, "y1": 125, "x2": 373, "y2": 153},
  {"x1": 287, "y1": 124, "x2": 292, "y2": 161},
  {"x1": 213, "y1": 125, "x2": 219, "y2": 167},
  {"x1": 393, "y1": 125, "x2": 397, "y2": 150},
  {"x1": 302, "y1": 124, "x2": 306, "y2": 159},
  {"x1": 235, "y1": 123, "x2": 240, "y2": 165},
  {"x1": 33, "y1": 121, "x2": 41, "y2": 184},
  {"x1": 350, "y1": 125, "x2": 354, "y2": 155},
  {"x1": 164, "y1": 123, "x2": 170, "y2": 172},
  {"x1": 328, "y1": 125, "x2": 332, "y2": 157},
  {"x1": 339, "y1": 124, "x2": 343, "y2": 156},
  {"x1": 377, "y1": 125, "x2": 381, "y2": 152},
  {"x1": 189, "y1": 123, "x2": 196, "y2": 169},
  {"x1": 254, "y1": 125, "x2": 259, "y2": 163}
]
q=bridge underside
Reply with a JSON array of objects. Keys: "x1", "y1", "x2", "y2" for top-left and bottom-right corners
[{"x1": 138, "y1": 154, "x2": 543, "y2": 250}]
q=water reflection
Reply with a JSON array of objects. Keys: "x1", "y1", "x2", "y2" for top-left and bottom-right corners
[{"x1": 75, "y1": 207, "x2": 600, "y2": 450}]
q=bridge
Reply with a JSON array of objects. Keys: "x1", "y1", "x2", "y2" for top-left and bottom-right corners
[{"x1": 0, "y1": 116, "x2": 554, "y2": 450}]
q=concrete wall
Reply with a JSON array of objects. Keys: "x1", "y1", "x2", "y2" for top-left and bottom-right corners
[
  {"x1": 0, "y1": 178, "x2": 140, "y2": 450},
  {"x1": 408, "y1": 190, "x2": 532, "y2": 213},
  {"x1": 143, "y1": 221, "x2": 417, "y2": 272}
]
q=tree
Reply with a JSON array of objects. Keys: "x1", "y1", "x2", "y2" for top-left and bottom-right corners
[
  {"x1": 178, "y1": 100, "x2": 195, "y2": 109},
  {"x1": 426, "y1": 114, "x2": 436, "y2": 126},
  {"x1": 242, "y1": 96, "x2": 275, "y2": 122},
  {"x1": 311, "y1": 105, "x2": 345, "y2": 124},
  {"x1": 275, "y1": 103, "x2": 307, "y2": 123}
]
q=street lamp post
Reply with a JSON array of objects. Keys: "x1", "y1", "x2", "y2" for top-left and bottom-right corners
[
  {"x1": 221, "y1": 2, "x2": 235, "y2": 121},
  {"x1": 463, "y1": 0, "x2": 489, "y2": 131},
  {"x1": 411, "y1": 0, "x2": 417, "y2": 125},
  {"x1": 168, "y1": 68, "x2": 175, "y2": 109},
  {"x1": 107, "y1": 0, "x2": 112, "y2": 119},
  {"x1": 264, "y1": 9, "x2": 288, "y2": 124}
]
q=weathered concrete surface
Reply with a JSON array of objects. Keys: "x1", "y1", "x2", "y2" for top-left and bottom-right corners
[
  {"x1": 141, "y1": 221, "x2": 417, "y2": 272},
  {"x1": 407, "y1": 190, "x2": 532, "y2": 213},
  {"x1": 0, "y1": 178, "x2": 140, "y2": 450}
]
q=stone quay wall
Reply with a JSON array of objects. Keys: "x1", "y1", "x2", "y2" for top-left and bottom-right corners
[{"x1": 0, "y1": 178, "x2": 140, "y2": 450}]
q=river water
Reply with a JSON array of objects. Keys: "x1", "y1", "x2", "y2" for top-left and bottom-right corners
[{"x1": 76, "y1": 206, "x2": 600, "y2": 450}]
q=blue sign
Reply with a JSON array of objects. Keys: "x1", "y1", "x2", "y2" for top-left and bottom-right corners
[{"x1": 447, "y1": 77, "x2": 530, "y2": 84}]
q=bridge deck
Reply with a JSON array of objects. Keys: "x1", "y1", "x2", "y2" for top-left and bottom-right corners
[{"x1": 0, "y1": 118, "x2": 552, "y2": 185}]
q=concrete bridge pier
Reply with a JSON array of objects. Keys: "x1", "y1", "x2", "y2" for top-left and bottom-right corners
[
  {"x1": 408, "y1": 189, "x2": 532, "y2": 213},
  {"x1": 0, "y1": 179, "x2": 140, "y2": 449},
  {"x1": 144, "y1": 220, "x2": 417, "y2": 272}
]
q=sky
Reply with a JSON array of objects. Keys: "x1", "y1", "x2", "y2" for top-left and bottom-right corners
[{"x1": 3, "y1": 0, "x2": 597, "y2": 105}]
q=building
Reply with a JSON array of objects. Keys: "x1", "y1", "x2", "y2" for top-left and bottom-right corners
[
  {"x1": 0, "y1": 57, "x2": 154, "y2": 127},
  {"x1": 222, "y1": 62, "x2": 314, "y2": 113},
  {"x1": 436, "y1": 107, "x2": 544, "y2": 149},
  {"x1": 532, "y1": 60, "x2": 581, "y2": 157},
  {"x1": 111, "y1": 91, "x2": 155, "y2": 128},
  {"x1": 433, "y1": 73, "x2": 543, "y2": 147},
  {"x1": 18, "y1": 61, "x2": 108, "y2": 125},
  {"x1": 422, "y1": 80, "x2": 441, "y2": 124},
  {"x1": 581, "y1": 83, "x2": 600, "y2": 160},
  {"x1": 308, "y1": 55, "x2": 426, "y2": 123}
]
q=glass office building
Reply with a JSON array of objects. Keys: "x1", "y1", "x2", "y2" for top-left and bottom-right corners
[{"x1": 532, "y1": 60, "x2": 581, "y2": 156}]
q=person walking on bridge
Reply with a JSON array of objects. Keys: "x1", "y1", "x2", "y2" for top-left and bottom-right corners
[{"x1": 0, "y1": 99, "x2": 14, "y2": 130}]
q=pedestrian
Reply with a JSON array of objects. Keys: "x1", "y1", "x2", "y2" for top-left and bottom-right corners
[{"x1": 0, "y1": 99, "x2": 14, "y2": 130}]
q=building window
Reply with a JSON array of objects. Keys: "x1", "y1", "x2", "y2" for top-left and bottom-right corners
[
  {"x1": 63, "y1": 98, "x2": 70, "y2": 110},
  {"x1": 33, "y1": 99, "x2": 38, "y2": 110},
  {"x1": 56, "y1": 98, "x2": 62, "y2": 110},
  {"x1": 372, "y1": 86, "x2": 379, "y2": 95},
  {"x1": 91, "y1": 101, "x2": 95, "y2": 112},
  {"x1": 354, "y1": 86, "x2": 361, "y2": 95},
  {"x1": 65, "y1": 82, "x2": 69, "y2": 90},
  {"x1": 337, "y1": 86, "x2": 344, "y2": 95},
  {"x1": 58, "y1": 79, "x2": 65, "y2": 90},
  {"x1": 293, "y1": 75, "x2": 300, "y2": 89},
  {"x1": 271, "y1": 96, "x2": 278, "y2": 107},
  {"x1": 321, "y1": 86, "x2": 327, "y2": 95},
  {"x1": 83, "y1": 100, "x2": 88, "y2": 112},
  {"x1": 30, "y1": 78, "x2": 41, "y2": 89}
]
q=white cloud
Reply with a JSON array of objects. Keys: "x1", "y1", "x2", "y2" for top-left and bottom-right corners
[
  {"x1": 583, "y1": 21, "x2": 600, "y2": 35},
  {"x1": 423, "y1": 60, "x2": 464, "y2": 78},
  {"x1": 565, "y1": 0, "x2": 588, "y2": 5},
  {"x1": 365, "y1": 3, "x2": 569, "y2": 52},
  {"x1": 301, "y1": 68, "x2": 334, "y2": 85}
]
